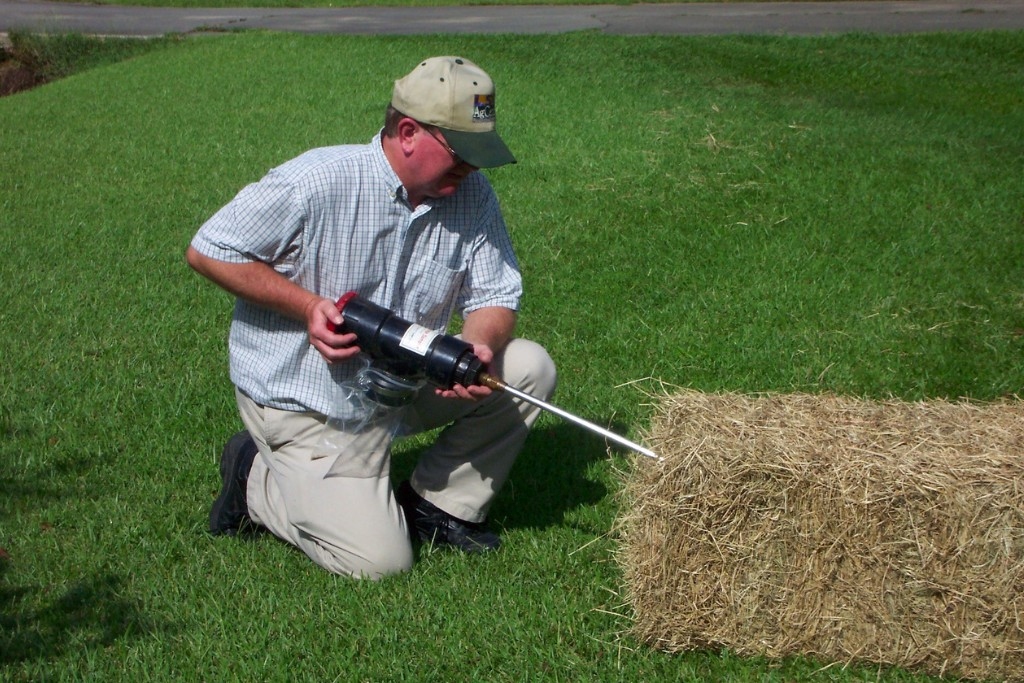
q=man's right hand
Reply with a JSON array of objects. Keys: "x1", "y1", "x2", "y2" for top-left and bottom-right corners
[
  {"x1": 305, "y1": 297, "x2": 361, "y2": 364},
  {"x1": 185, "y1": 247, "x2": 362, "y2": 365}
]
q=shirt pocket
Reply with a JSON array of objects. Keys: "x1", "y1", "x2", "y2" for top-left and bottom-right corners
[{"x1": 401, "y1": 255, "x2": 467, "y2": 328}]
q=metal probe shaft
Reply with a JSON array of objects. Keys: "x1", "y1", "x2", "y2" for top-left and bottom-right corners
[{"x1": 480, "y1": 374, "x2": 661, "y2": 461}]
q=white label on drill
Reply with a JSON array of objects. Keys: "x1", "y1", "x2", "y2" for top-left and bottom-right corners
[{"x1": 399, "y1": 324, "x2": 440, "y2": 356}]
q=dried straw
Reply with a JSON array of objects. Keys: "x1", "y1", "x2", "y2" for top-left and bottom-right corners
[{"x1": 619, "y1": 390, "x2": 1024, "y2": 681}]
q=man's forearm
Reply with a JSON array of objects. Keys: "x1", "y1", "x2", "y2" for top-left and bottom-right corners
[
  {"x1": 461, "y1": 306, "x2": 517, "y2": 353},
  {"x1": 185, "y1": 246, "x2": 320, "y2": 322}
]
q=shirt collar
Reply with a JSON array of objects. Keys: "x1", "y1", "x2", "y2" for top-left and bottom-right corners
[{"x1": 370, "y1": 130, "x2": 411, "y2": 204}]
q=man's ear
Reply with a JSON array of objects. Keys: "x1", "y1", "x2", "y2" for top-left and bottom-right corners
[{"x1": 396, "y1": 117, "x2": 420, "y2": 154}]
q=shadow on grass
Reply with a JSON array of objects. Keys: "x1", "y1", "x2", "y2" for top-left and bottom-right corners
[
  {"x1": 0, "y1": 566, "x2": 162, "y2": 666},
  {"x1": 0, "y1": 434, "x2": 166, "y2": 667},
  {"x1": 0, "y1": 447, "x2": 104, "y2": 521},
  {"x1": 495, "y1": 421, "x2": 618, "y2": 531},
  {"x1": 393, "y1": 421, "x2": 621, "y2": 532}
]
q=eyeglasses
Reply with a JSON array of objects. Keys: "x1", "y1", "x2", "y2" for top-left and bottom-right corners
[{"x1": 424, "y1": 127, "x2": 463, "y2": 166}]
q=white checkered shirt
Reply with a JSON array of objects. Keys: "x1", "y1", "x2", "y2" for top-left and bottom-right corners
[{"x1": 190, "y1": 132, "x2": 522, "y2": 415}]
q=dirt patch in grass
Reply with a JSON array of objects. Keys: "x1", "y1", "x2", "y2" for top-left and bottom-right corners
[
  {"x1": 1, "y1": 57, "x2": 43, "y2": 96},
  {"x1": 0, "y1": 32, "x2": 175, "y2": 98},
  {"x1": 1, "y1": 37, "x2": 46, "y2": 97}
]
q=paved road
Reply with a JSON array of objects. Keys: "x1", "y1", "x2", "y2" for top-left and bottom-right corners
[{"x1": 2, "y1": 0, "x2": 1023, "y2": 37}]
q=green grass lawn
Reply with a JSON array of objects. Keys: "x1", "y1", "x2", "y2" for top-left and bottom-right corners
[{"x1": 1, "y1": 30, "x2": 1022, "y2": 681}]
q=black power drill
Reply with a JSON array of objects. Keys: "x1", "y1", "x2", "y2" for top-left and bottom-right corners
[
  {"x1": 329, "y1": 291, "x2": 486, "y2": 390},
  {"x1": 328, "y1": 292, "x2": 659, "y2": 459}
]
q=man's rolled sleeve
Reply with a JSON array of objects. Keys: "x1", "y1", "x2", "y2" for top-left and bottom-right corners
[
  {"x1": 457, "y1": 192, "x2": 522, "y2": 316},
  {"x1": 191, "y1": 172, "x2": 306, "y2": 267}
]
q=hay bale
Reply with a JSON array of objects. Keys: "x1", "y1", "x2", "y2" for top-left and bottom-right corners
[{"x1": 620, "y1": 390, "x2": 1024, "y2": 680}]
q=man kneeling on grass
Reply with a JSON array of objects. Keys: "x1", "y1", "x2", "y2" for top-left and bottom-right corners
[{"x1": 186, "y1": 56, "x2": 556, "y2": 579}]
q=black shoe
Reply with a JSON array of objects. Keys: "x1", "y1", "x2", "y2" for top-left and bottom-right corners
[
  {"x1": 395, "y1": 480, "x2": 500, "y2": 554},
  {"x1": 209, "y1": 430, "x2": 258, "y2": 536}
]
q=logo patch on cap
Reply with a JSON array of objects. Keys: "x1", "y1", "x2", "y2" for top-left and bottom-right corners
[{"x1": 472, "y1": 94, "x2": 496, "y2": 123}]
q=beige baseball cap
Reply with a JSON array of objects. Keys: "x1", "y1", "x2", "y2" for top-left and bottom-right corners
[{"x1": 391, "y1": 56, "x2": 516, "y2": 169}]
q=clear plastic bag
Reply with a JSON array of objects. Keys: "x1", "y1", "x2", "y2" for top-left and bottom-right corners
[{"x1": 317, "y1": 363, "x2": 425, "y2": 478}]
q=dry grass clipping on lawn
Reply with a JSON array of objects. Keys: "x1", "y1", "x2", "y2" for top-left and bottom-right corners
[{"x1": 620, "y1": 390, "x2": 1024, "y2": 681}]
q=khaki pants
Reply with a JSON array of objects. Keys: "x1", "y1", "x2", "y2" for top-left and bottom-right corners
[{"x1": 238, "y1": 338, "x2": 556, "y2": 579}]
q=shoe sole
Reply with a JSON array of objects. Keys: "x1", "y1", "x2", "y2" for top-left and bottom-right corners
[{"x1": 209, "y1": 431, "x2": 254, "y2": 536}]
